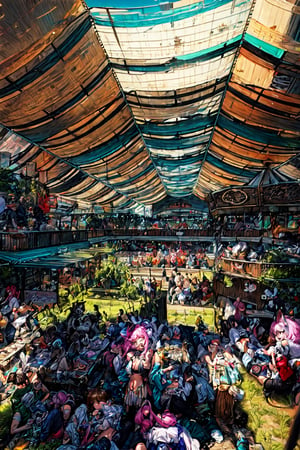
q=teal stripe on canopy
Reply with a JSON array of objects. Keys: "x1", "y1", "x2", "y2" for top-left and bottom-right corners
[
  {"x1": 141, "y1": 116, "x2": 215, "y2": 135},
  {"x1": 145, "y1": 136, "x2": 209, "y2": 150},
  {"x1": 244, "y1": 33, "x2": 285, "y2": 58},
  {"x1": 219, "y1": 116, "x2": 299, "y2": 147},
  {"x1": 112, "y1": 36, "x2": 240, "y2": 72},
  {"x1": 87, "y1": 0, "x2": 184, "y2": 6},
  {"x1": 164, "y1": 176, "x2": 199, "y2": 184},
  {"x1": 166, "y1": 181, "x2": 199, "y2": 188},
  {"x1": 69, "y1": 126, "x2": 141, "y2": 164},
  {"x1": 0, "y1": 17, "x2": 92, "y2": 99},
  {"x1": 177, "y1": 36, "x2": 240, "y2": 61},
  {"x1": 206, "y1": 154, "x2": 258, "y2": 177},
  {"x1": 50, "y1": 175, "x2": 88, "y2": 193},
  {"x1": 154, "y1": 156, "x2": 203, "y2": 167},
  {"x1": 91, "y1": 0, "x2": 241, "y2": 28}
]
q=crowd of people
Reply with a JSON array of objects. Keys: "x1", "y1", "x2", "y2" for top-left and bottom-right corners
[
  {"x1": 218, "y1": 297, "x2": 300, "y2": 404},
  {"x1": 0, "y1": 195, "x2": 54, "y2": 232},
  {"x1": 167, "y1": 272, "x2": 213, "y2": 306},
  {"x1": 0, "y1": 192, "x2": 299, "y2": 449},
  {"x1": 0, "y1": 294, "x2": 266, "y2": 450},
  {"x1": 0, "y1": 282, "x2": 299, "y2": 449},
  {"x1": 0, "y1": 285, "x2": 37, "y2": 349},
  {"x1": 115, "y1": 242, "x2": 213, "y2": 270}
]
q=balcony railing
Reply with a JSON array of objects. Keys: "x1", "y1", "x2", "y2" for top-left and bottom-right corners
[
  {"x1": 0, "y1": 230, "x2": 89, "y2": 252},
  {"x1": 220, "y1": 257, "x2": 297, "y2": 279},
  {"x1": 106, "y1": 228, "x2": 210, "y2": 237},
  {"x1": 222, "y1": 229, "x2": 262, "y2": 238},
  {"x1": 0, "y1": 227, "x2": 273, "y2": 252}
]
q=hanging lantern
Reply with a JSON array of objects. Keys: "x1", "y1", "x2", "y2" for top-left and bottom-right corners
[
  {"x1": 39, "y1": 171, "x2": 47, "y2": 184},
  {"x1": 26, "y1": 162, "x2": 36, "y2": 177},
  {"x1": 0, "y1": 152, "x2": 11, "y2": 168}
]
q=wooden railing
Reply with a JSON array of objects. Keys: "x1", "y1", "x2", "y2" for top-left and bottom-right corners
[
  {"x1": 220, "y1": 257, "x2": 296, "y2": 279},
  {"x1": 0, "y1": 229, "x2": 212, "y2": 251},
  {"x1": 0, "y1": 227, "x2": 284, "y2": 252},
  {"x1": 0, "y1": 230, "x2": 88, "y2": 251},
  {"x1": 222, "y1": 229, "x2": 262, "y2": 238}
]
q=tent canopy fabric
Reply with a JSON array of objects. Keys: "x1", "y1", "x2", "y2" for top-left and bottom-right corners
[
  {"x1": 0, "y1": 0, "x2": 299, "y2": 211},
  {"x1": 0, "y1": 242, "x2": 92, "y2": 264},
  {"x1": 13, "y1": 251, "x2": 97, "y2": 269}
]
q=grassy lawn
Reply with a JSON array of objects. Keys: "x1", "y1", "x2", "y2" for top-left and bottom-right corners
[
  {"x1": 38, "y1": 291, "x2": 146, "y2": 329},
  {"x1": 167, "y1": 305, "x2": 215, "y2": 329},
  {"x1": 240, "y1": 366, "x2": 293, "y2": 450},
  {"x1": 39, "y1": 288, "x2": 216, "y2": 330},
  {"x1": 85, "y1": 295, "x2": 143, "y2": 319}
]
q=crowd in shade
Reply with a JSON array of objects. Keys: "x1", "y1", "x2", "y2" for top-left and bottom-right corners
[
  {"x1": 0, "y1": 284, "x2": 299, "y2": 449},
  {"x1": 0, "y1": 285, "x2": 38, "y2": 349},
  {"x1": 219, "y1": 297, "x2": 300, "y2": 401}
]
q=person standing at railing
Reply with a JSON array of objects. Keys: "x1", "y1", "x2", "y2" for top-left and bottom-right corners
[
  {"x1": 39, "y1": 216, "x2": 57, "y2": 231},
  {"x1": 32, "y1": 205, "x2": 45, "y2": 231},
  {"x1": 16, "y1": 196, "x2": 28, "y2": 229},
  {"x1": 0, "y1": 196, "x2": 17, "y2": 231}
]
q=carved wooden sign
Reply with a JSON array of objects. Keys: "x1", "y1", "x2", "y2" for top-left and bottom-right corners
[
  {"x1": 221, "y1": 189, "x2": 249, "y2": 205},
  {"x1": 209, "y1": 182, "x2": 300, "y2": 214}
]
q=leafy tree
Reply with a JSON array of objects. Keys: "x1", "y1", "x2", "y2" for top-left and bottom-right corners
[{"x1": 0, "y1": 168, "x2": 20, "y2": 197}]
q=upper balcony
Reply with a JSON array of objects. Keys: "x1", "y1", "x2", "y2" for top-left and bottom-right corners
[
  {"x1": 219, "y1": 256, "x2": 299, "y2": 281},
  {"x1": 0, "y1": 227, "x2": 270, "y2": 253}
]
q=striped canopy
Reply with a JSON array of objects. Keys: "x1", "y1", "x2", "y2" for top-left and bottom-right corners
[{"x1": 0, "y1": 0, "x2": 299, "y2": 211}]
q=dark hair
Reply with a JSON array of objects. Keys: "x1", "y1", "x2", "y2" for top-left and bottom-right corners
[
  {"x1": 227, "y1": 315, "x2": 236, "y2": 327},
  {"x1": 183, "y1": 365, "x2": 192, "y2": 377},
  {"x1": 96, "y1": 437, "x2": 111, "y2": 450}
]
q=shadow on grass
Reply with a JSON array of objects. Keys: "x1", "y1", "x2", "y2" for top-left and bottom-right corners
[{"x1": 240, "y1": 366, "x2": 293, "y2": 450}]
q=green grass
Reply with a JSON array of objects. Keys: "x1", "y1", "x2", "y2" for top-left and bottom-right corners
[
  {"x1": 38, "y1": 290, "x2": 147, "y2": 329},
  {"x1": 85, "y1": 295, "x2": 143, "y2": 319},
  {"x1": 167, "y1": 305, "x2": 215, "y2": 330},
  {"x1": 40, "y1": 286, "x2": 216, "y2": 330},
  {"x1": 240, "y1": 366, "x2": 293, "y2": 450}
]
